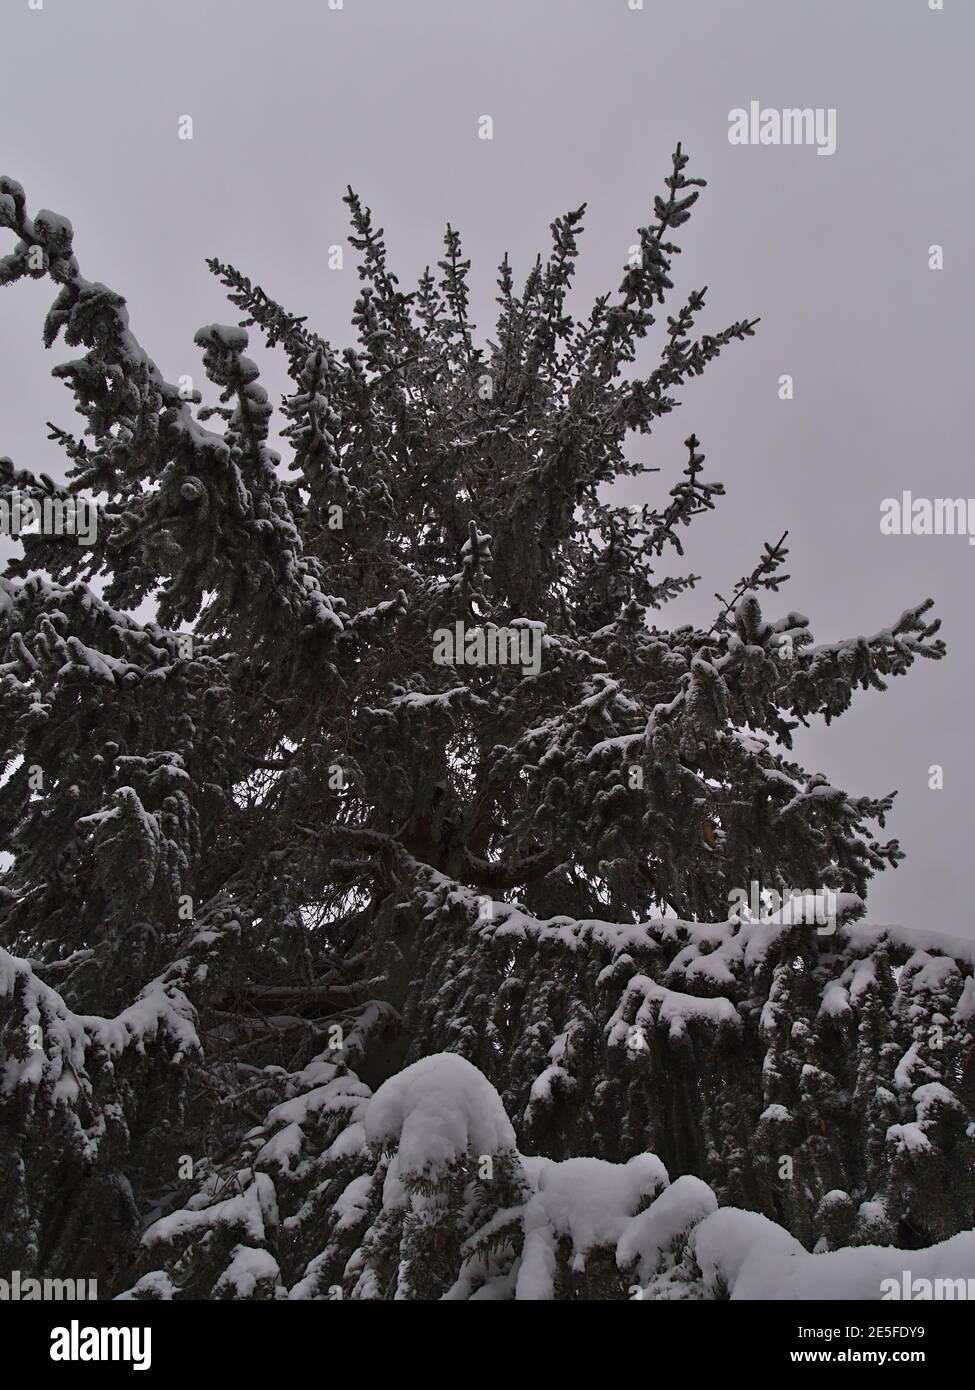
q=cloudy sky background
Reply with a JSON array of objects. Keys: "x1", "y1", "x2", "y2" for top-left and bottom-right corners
[{"x1": 1, "y1": 0, "x2": 971, "y2": 936}]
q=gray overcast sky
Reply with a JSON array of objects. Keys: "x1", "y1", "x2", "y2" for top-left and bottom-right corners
[{"x1": 1, "y1": 0, "x2": 972, "y2": 936}]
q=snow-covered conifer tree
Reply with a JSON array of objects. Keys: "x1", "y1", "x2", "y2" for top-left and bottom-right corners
[{"x1": 1, "y1": 150, "x2": 971, "y2": 1300}]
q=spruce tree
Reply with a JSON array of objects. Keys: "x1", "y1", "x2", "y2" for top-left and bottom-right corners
[{"x1": 1, "y1": 150, "x2": 971, "y2": 1301}]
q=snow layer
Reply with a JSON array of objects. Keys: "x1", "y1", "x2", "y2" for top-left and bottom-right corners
[
  {"x1": 617, "y1": 1174, "x2": 718, "y2": 1281},
  {"x1": 685, "y1": 1208, "x2": 975, "y2": 1300},
  {"x1": 365, "y1": 1053, "x2": 517, "y2": 1179}
]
